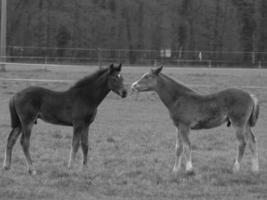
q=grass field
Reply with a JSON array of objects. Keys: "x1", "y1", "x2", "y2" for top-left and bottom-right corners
[{"x1": 0, "y1": 64, "x2": 267, "y2": 200}]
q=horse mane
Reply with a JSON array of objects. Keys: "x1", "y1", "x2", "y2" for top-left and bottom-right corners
[
  {"x1": 159, "y1": 73, "x2": 195, "y2": 93},
  {"x1": 70, "y1": 67, "x2": 109, "y2": 89}
]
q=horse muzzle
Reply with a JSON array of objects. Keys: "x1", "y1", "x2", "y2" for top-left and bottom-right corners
[
  {"x1": 131, "y1": 82, "x2": 148, "y2": 92},
  {"x1": 120, "y1": 89, "x2": 127, "y2": 98}
]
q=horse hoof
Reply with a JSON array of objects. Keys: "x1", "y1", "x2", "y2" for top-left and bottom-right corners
[
  {"x1": 67, "y1": 162, "x2": 73, "y2": 169},
  {"x1": 3, "y1": 165, "x2": 10, "y2": 171},
  {"x1": 28, "y1": 169, "x2": 37, "y2": 175},
  {"x1": 186, "y1": 170, "x2": 196, "y2": 176},
  {"x1": 252, "y1": 168, "x2": 259, "y2": 174},
  {"x1": 172, "y1": 171, "x2": 179, "y2": 178},
  {"x1": 172, "y1": 168, "x2": 181, "y2": 177},
  {"x1": 233, "y1": 166, "x2": 240, "y2": 174},
  {"x1": 252, "y1": 163, "x2": 259, "y2": 173}
]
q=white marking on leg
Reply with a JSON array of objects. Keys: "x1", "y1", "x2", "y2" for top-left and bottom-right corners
[
  {"x1": 186, "y1": 160, "x2": 193, "y2": 172},
  {"x1": 172, "y1": 128, "x2": 184, "y2": 175},
  {"x1": 233, "y1": 160, "x2": 240, "y2": 173},
  {"x1": 184, "y1": 143, "x2": 193, "y2": 173},
  {"x1": 247, "y1": 127, "x2": 259, "y2": 172},
  {"x1": 173, "y1": 155, "x2": 182, "y2": 173},
  {"x1": 3, "y1": 150, "x2": 9, "y2": 170},
  {"x1": 251, "y1": 152, "x2": 259, "y2": 172},
  {"x1": 68, "y1": 150, "x2": 73, "y2": 168}
]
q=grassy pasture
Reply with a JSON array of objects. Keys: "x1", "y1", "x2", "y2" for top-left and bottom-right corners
[{"x1": 0, "y1": 65, "x2": 267, "y2": 200}]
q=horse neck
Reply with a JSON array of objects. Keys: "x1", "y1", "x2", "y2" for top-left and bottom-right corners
[
  {"x1": 71, "y1": 72, "x2": 110, "y2": 105},
  {"x1": 92, "y1": 78, "x2": 110, "y2": 105},
  {"x1": 155, "y1": 74, "x2": 194, "y2": 108}
]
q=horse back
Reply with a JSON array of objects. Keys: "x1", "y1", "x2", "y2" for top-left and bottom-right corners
[
  {"x1": 14, "y1": 86, "x2": 64, "y2": 109},
  {"x1": 13, "y1": 86, "x2": 73, "y2": 125},
  {"x1": 203, "y1": 88, "x2": 256, "y2": 127},
  {"x1": 169, "y1": 88, "x2": 255, "y2": 129},
  {"x1": 13, "y1": 86, "x2": 98, "y2": 126},
  {"x1": 219, "y1": 88, "x2": 254, "y2": 111}
]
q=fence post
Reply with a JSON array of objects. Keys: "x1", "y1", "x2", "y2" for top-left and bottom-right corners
[
  {"x1": 118, "y1": 49, "x2": 121, "y2": 64},
  {"x1": 208, "y1": 60, "x2": 212, "y2": 68},
  {"x1": 258, "y1": 61, "x2": 262, "y2": 69},
  {"x1": 98, "y1": 48, "x2": 102, "y2": 67},
  {"x1": 252, "y1": 52, "x2": 255, "y2": 65},
  {"x1": 0, "y1": 0, "x2": 7, "y2": 72},
  {"x1": 154, "y1": 59, "x2": 157, "y2": 67},
  {"x1": 0, "y1": 62, "x2": 5, "y2": 72}
]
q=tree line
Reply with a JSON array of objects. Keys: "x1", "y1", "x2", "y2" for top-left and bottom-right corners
[{"x1": 5, "y1": 0, "x2": 267, "y2": 66}]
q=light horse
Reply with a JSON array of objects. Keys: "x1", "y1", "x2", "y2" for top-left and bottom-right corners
[
  {"x1": 3, "y1": 64, "x2": 127, "y2": 175},
  {"x1": 131, "y1": 66, "x2": 259, "y2": 175}
]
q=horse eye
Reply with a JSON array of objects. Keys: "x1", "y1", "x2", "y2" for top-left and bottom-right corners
[{"x1": 112, "y1": 75, "x2": 121, "y2": 81}]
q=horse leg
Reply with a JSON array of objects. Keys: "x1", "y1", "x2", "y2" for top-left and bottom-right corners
[
  {"x1": 3, "y1": 126, "x2": 21, "y2": 170},
  {"x1": 246, "y1": 126, "x2": 259, "y2": 172},
  {"x1": 179, "y1": 124, "x2": 193, "y2": 174},
  {"x1": 80, "y1": 126, "x2": 89, "y2": 170},
  {"x1": 68, "y1": 123, "x2": 82, "y2": 169},
  {"x1": 233, "y1": 126, "x2": 247, "y2": 173},
  {"x1": 20, "y1": 122, "x2": 36, "y2": 175},
  {"x1": 172, "y1": 128, "x2": 184, "y2": 176},
  {"x1": 183, "y1": 139, "x2": 193, "y2": 174}
]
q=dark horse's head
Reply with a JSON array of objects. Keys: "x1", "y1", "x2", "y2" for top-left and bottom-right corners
[{"x1": 107, "y1": 64, "x2": 127, "y2": 98}]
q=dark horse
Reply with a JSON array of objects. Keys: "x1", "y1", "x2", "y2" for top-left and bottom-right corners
[
  {"x1": 3, "y1": 64, "x2": 127, "y2": 175},
  {"x1": 131, "y1": 66, "x2": 259, "y2": 175}
]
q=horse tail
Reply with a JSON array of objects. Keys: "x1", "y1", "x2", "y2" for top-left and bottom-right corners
[
  {"x1": 9, "y1": 96, "x2": 21, "y2": 128},
  {"x1": 249, "y1": 94, "x2": 259, "y2": 127}
]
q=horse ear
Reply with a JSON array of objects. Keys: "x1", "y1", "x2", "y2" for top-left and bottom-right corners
[
  {"x1": 117, "y1": 63, "x2": 122, "y2": 71},
  {"x1": 152, "y1": 66, "x2": 163, "y2": 75},
  {"x1": 109, "y1": 64, "x2": 115, "y2": 74}
]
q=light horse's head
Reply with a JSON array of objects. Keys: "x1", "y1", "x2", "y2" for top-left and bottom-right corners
[
  {"x1": 131, "y1": 66, "x2": 163, "y2": 92},
  {"x1": 107, "y1": 64, "x2": 127, "y2": 98}
]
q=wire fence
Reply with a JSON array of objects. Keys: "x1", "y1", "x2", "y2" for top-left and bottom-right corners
[{"x1": 2, "y1": 46, "x2": 267, "y2": 68}]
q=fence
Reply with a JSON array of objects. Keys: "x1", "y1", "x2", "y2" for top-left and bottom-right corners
[{"x1": 3, "y1": 46, "x2": 267, "y2": 68}]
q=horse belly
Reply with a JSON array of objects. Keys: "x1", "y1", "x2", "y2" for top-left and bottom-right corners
[
  {"x1": 190, "y1": 115, "x2": 227, "y2": 130},
  {"x1": 38, "y1": 112, "x2": 73, "y2": 126},
  {"x1": 39, "y1": 103, "x2": 73, "y2": 126}
]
